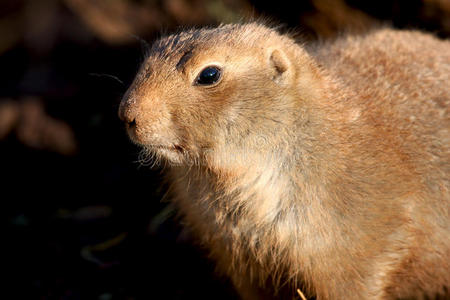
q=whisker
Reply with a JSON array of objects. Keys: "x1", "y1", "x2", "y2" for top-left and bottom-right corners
[{"x1": 89, "y1": 73, "x2": 124, "y2": 85}]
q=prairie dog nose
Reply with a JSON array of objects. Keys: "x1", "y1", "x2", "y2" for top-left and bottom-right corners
[{"x1": 118, "y1": 96, "x2": 137, "y2": 125}]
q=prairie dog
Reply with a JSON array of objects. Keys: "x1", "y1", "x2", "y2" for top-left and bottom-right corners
[{"x1": 118, "y1": 23, "x2": 450, "y2": 299}]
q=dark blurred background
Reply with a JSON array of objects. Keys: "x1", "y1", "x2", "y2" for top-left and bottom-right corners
[{"x1": 1, "y1": 0, "x2": 449, "y2": 299}]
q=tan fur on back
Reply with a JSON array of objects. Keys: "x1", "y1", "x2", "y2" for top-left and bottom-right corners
[{"x1": 119, "y1": 23, "x2": 450, "y2": 299}]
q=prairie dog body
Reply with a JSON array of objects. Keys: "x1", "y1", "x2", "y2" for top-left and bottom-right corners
[{"x1": 119, "y1": 24, "x2": 450, "y2": 299}]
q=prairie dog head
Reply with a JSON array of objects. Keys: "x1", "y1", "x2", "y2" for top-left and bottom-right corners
[{"x1": 118, "y1": 23, "x2": 320, "y2": 165}]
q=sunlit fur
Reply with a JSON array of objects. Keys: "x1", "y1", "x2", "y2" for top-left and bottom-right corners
[{"x1": 119, "y1": 23, "x2": 450, "y2": 299}]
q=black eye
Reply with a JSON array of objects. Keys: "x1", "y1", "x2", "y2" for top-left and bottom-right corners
[{"x1": 195, "y1": 66, "x2": 221, "y2": 86}]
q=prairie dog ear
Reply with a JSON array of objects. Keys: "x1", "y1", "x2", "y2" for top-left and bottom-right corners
[{"x1": 269, "y1": 49, "x2": 290, "y2": 83}]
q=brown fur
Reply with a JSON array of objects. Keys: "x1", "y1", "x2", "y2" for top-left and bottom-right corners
[{"x1": 118, "y1": 23, "x2": 450, "y2": 299}]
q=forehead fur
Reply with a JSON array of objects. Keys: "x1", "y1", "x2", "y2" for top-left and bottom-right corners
[{"x1": 148, "y1": 23, "x2": 291, "y2": 60}]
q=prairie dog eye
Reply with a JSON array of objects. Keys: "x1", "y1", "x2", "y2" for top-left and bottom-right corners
[{"x1": 195, "y1": 66, "x2": 222, "y2": 86}]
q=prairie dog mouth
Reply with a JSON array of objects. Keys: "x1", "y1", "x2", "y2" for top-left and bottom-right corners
[
  {"x1": 149, "y1": 144, "x2": 187, "y2": 165},
  {"x1": 153, "y1": 144, "x2": 184, "y2": 152},
  {"x1": 125, "y1": 126, "x2": 183, "y2": 154}
]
